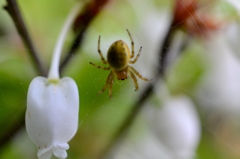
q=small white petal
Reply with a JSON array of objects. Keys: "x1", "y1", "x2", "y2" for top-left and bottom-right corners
[{"x1": 53, "y1": 146, "x2": 67, "y2": 159}]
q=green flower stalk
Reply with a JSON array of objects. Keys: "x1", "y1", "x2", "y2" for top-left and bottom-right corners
[{"x1": 25, "y1": 2, "x2": 81, "y2": 159}]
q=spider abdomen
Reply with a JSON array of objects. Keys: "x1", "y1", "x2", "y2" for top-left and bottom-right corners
[{"x1": 107, "y1": 40, "x2": 130, "y2": 71}]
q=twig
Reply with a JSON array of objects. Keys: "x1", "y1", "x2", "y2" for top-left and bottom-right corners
[
  {"x1": 60, "y1": 27, "x2": 86, "y2": 72},
  {"x1": 0, "y1": 0, "x2": 47, "y2": 152},
  {"x1": 98, "y1": 20, "x2": 176, "y2": 159},
  {"x1": 4, "y1": 0, "x2": 47, "y2": 76},
  {"x1": 60, "y1": 0, "x2": 111, "y2": 73}
]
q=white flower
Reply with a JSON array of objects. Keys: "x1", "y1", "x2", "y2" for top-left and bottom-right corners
[
  {"x1": 25, "y1": 3, "x2": 82, "y2": 159},
  {"x1": 145, "y1": 95, "x2": 201, "y2": 159},
  {"x1": 109, "y1": 95, "x2": 200, "y2": 159},
  {"x1": 194, "y1": 34, "x2": 240, "y2": 116},
  {"x1": 26, "y1": 77, "x2": 79, "y2": 159}
]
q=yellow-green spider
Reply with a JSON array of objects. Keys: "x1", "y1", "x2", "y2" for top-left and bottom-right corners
[{"x1": 90, "y1": 29, "x2": 150, "y2": 98}]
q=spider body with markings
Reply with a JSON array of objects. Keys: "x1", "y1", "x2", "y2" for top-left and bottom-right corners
[{"x1": 90, "y1": 29, "x2": 150, "y2": 98}]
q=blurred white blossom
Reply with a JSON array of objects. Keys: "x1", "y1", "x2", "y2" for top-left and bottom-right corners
[
  {"x1": 109, "y1": 129, "x2": 173, "y2": 159},
  {"x1": 225, "y1": 0, "x2": 240, "y2": 12},
  {"x1": 194, "y1": 33, "x2": 240, "y2": 116},
  {"x1": 110, "y1": 91, "x2": 200, "y2": 159},
  {"x1": 225, "y1": 23, "x2": 240, "y2": 59},
  {"x1": 145, "y1": 95, "x2": 201, "y2": 159}
]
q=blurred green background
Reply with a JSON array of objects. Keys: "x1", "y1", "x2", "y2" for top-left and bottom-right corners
[{"x1": 0, "y1": 0, "x2": 240, "y2": 159}]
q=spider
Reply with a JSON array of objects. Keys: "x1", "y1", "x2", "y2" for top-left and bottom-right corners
[{"x1": 90, "y1": 29, "x2": 150, "y2": 98}]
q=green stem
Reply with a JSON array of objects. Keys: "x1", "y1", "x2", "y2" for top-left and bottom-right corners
[{"x1": 48, "y1": 2, "x2": 82, "y2": 80}]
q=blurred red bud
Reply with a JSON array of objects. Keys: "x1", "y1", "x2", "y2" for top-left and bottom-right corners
[
  {"x1": 172, "y1": 0, "x2": 225, "y2": 37},
  {"x1": 172, "y1": 0, "x2": 199, "y2": 27}
]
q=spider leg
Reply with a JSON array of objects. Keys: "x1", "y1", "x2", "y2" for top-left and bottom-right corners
[
  {"x1": 98, "y1": 70, "x2": 115, "y2": 98},
  {"x1": 129, "y1": 46, "x2": 142, "y2": 64},
  {"x1": 112, "y1": 69, "x2": 118, "y2": 77},
  {"x1": 98, "y1": 71, "x2": 113, "y2": 94},
  {"x1": 126, "y1": 29, "x2": 135, "y2": 58},
  {"x1": 108, "y1": 78, "x2": 113, "y2": 98},
  {"x1": 129, "y1": 66, "x2": 151, "y2": 81},
  {"x1": 90, "y1": 62, "x2": 111, "y2": 70},
  {"x1": 129, "y1": 70, "x2": 139, "y2": 91},
  {"x1": 98, "y1": 36, "x2": 108, "y2": 64},
  {"x1": 98, "y1": 83, "x2": 108, "y2": 95}
]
